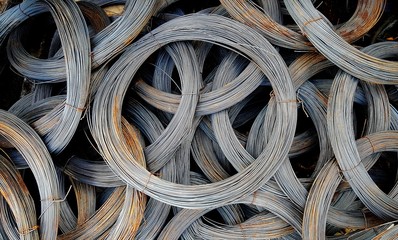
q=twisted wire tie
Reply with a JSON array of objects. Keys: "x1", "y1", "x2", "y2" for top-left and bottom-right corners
[
  {"x1": 38, "y1": 185, "x2": 73, "y2": 220},
  {"x1": 142, "y1": 172, "x2": 153, "y2": 193},
  {"x1": 340, "y1": 136, "x2": 375, "y2": 183},
  {"x1": 90, "y1": 52, "x2": 100, "y2": 68},
  {"x1": 297, "y1": 89, "x2": 309, "y2": 117},
  {"x1": 65, "y1": 102, "x2": 86, "y2": 112},
  {"x1": 363, "y1": 136, "x2": 376, "y2": 153},
  {"x1": 303, "y1": 17, "x2": 324, "y2": 27},
  {"x1": 61, "y1": 155, "x2": 74, "y2": 172},
  {"x1": 339, "y1": 160, "x2": 364, "y2": 183},
  {"x1": 301, "y1": 17, "x2": 324, "y2": 37},
  {"x1": 18, "y1": 3, "x2": 32, "y2": 18},
  {"x1": 147, "y1": 27, "x2": 163, "y2": 50},
  {"x1": 18, "y1": 225, "x2": 39, "y2": 236},
  {"x1": 269, "y1": 91, "x2": 299, "y2": 103}
]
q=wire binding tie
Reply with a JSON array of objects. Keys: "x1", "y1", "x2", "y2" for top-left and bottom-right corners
[
  {"x1": 269, "y1": 91, "x2": 299, "y2": 103},
  {"x1": 147, "y1": 27, "x2": 163, "y2": 50},
  {"x1": 38, "y1": 185, "x2": 73, "y2": 220},
  {"x1": 181, "y1": 92, "x2": 198, "y2": 96},
  {"x1": 303, "y1": 17, "x2": 323, "y2": 27},
  {"x1": 65, "y1": 102, "x2": 86, "y2": 112},
  {"x1": 90, "y1": 52, "x2": 100, "y2": 68},
  {"x1": 338, "y1": 171, "x2": 351, "y2": 183},
  {"x1": 142, "y1": 172, "x2": 153, "y2": 193},
  {"x1": 363, "y1": 136, "x2": 376, "y2": 153},
  {"x1": 297, "y1": 90, "x2": 309, "y2": 117},
  {"x1": 18, "y1": 225, "x2": 39, "y2": 236},
  {"x1": 300, "y1": 17, "x2": 324, "y2": 36},
  {"x1": 18, "y1": 4, "x2": 32, "y2": 18},
  {"x1": 339, "y1": 160, "x2": 364, "y2": 183}
]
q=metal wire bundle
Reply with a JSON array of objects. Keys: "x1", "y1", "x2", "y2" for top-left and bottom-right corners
[
  {"x1": 328, "y1": 41, "x2": 398, "y2": 220},
  {"x1": 89, "y1": 13, "x2": 297, "y2": 209},
  {"x1": 0, "y1": 0, "x2": 92, "y2": 157},
  {"x1": 8, "y1": 0, "x2": 91, "y2": 154},
  {"x1": 0, "y1": 155, "x2": 38, "y2": 239},
  {"x1": 244, "y1": 46, "x2": 377, "y2": 232},
  {"x1": 134, "y1": 54, "x2": 266, "y2": 116},
  {"x1": 104, "y1": 118, "x2": 146, "y2": 239},
  {"x1": 2, "y1": 1, "x2": 90, "y2": 156},
  {"x1": 124, "y1": 99, "x2": 177, "y2": 240},
  {"x1": 220, "y1": 0, "x2": 385, "y2": 50},
  {"x1": 53, "y1": 117, "x2": 146, "y2": 239},
  {"x1": 57, "y1": 187, "x2": 125, "y2": 239},
  {"x1": 5, "y1": 0, "x2": 169, "y2": 82},
  {"x1": 284, "y1": 0, "x2": 398, "y2": 83},
  {"x1": 138, "y1": 41, "x2": 201, "y2": 173},
  {"x1": 158, "y1": 188, "x2": 303, "y2": 239},
  {"x1": 65, "y1": 89, "x2": 180, "y2": 238},
  {"x1": 245, "y1": 52, "x2": 332, "y2": 209},
  {"x1": 6, "y1": 1, "x2": 111, "y2": 82},
  {"x1": 63, "y1": 156, "x2": 124, "y2": 188},
  {"x1": 243, "y1": 40, "x2": 398, "y2": 236},
  {"x1": 0, "y1": 110, "x2": 60, "y2": 239},
  {"x1": 303, "y1": 130, "x2": 398, "y2": 239},
  {"x1": 371, "y1": 223, "x2": 398, "y2": 239},
  {"x1": 1, "y1": 1, "x2": 398, "y2": 239},
  {"x1": 0, "y1": 1, "x2": 45, "y2": 45},
  {"x1": 189, "y1": 212, "x2": 295, "y2": 240},
  {"x1": 346, "y1": 223, "x2": 394, "y2": 239}
]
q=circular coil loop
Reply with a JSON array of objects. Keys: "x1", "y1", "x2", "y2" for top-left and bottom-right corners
[
  {"x1": 284, "y1": 0, "x2": 398, "y2": 84},
  {"x1": 89, "y1": 13, "x2": 297, "y2": 209},
  {"x1": 220, "y1": 0, "x2": 385, "y2": 50}
]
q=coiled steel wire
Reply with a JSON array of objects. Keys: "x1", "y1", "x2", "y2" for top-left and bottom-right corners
[
  {"x1": 284, "y1": 0, "x2": 398, "y2": 83},
  {"x1": 89, "y1": 13, "x2": 297, "y2": 209},
  {"x1": 1, "y1": 1, "x2": 397, "y2": 239},
  {"x1": 328, "y1": 41, "x2": 398, "y2": 220},
  {"x1": 0, "y1": 110, "x2": 60, "y2": 239},
  {"x1": 220, "y1": 0, "x2": 385, "y2": 50},
  {"x1": 304, "y1": 131, "x2": 398, "y2": 239},
  {"x1": 4, "y1": 0, "x2": 169, "y2": 82},
  {"x1": 0, "y1": 155, "x2": 38, "y2": 240}
]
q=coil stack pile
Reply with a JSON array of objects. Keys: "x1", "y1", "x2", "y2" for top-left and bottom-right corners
[{"x1": 0, "y1": 0, "x2": 397, "y2": 239}]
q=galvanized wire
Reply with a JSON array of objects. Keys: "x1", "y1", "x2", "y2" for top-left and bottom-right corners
[
  {"x1": 124, "y1": 99, "x2": 176, "y2": 240},
  {"x1": 0, "y1": 155, "x2": 38, "y2": 240},
  {"x1": 220, "y1": 0, "x2": 385, "y2": 50},
  {"x1": 0, "y1": 1, "x2": 46, "y2": 45},
  {"x1": 19, "y1": 0, "x2": 91, "y2": 154},
  {"x1": 58, "y1": 187, "x2": 125, "y2": 239},
  {"x1": 303, "y1": 131, "x2": 398, "y2": 239},
  {"x1": 0, "y1": 110, "x2": 60, "y2": 239},
  {"x1": 328, "y1": 41, "x2": 398, "y2": 220},
  {"x1": 1, "y1": 1, "x2": 397, "y2": 238},
  {"x1": 0, "y1": 0, "x2": 91, "y2": 155},
  {"x1": 134, "y1": 53, "x2": 266, "y2": 116},
  {"x1": 158, "y1": 188, "x2": 303, "y2": 239},
  {"x1": 6, "y1": 1, "x2": 110, "y2": 82},
  {"x1": 5, "y1": 0, "x2": 164, "y2": 82},
  {"x1": 89, "y1": 13, "x2": 297, "y2": 209},
  {"x1": 189, "y1": 213, "x2": 295, "y2": 240},
  {"x1": 284, "y1": 0, "x2": 398, "y2": 84}
]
